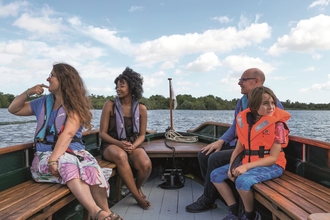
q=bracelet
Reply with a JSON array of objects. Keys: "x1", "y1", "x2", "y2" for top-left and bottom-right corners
[
  {"x1": 48, "y1": 160, "x2": 57, "y2": 163},
  {"x1": 25, "y1": 88, "x2": 31, "y2": 97},
  {"x1": 48, "y1": 162, "x2": 58, "y2": 166}
]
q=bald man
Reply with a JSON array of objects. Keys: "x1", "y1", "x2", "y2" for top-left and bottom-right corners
[{"x1": 186, "y1": 68, "x2": 283, "y2": 213}]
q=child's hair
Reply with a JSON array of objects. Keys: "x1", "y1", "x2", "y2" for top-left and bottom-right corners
[{"x1": 248, "y1": 86, "x2": 277, "y2": 116}]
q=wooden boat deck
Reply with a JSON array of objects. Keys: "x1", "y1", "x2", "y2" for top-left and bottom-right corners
[{"x1": 111, "y1": 177, "x2": 228, "y2": 220}]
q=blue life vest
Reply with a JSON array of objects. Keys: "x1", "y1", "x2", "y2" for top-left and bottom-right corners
[{"x1": 34, "y1": 94, "x2": 67, "y2": 143}]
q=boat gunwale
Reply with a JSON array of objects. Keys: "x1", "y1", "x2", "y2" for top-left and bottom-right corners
[{"x1": 2, "y1": 122, "x2": 330, "y2": 154}]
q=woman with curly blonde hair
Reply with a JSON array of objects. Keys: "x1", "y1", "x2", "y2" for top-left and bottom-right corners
[{"x1": 8, "y1": 63, "x2": 122, "y2": 220}]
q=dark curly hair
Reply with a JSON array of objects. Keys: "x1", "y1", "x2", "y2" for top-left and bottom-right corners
[{"x1": 114, "y1": 67, "x2": 144, "y2": 100}]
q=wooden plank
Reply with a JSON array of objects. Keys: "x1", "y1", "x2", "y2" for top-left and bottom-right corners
[
  {"x1": 0, "y1": 183, "x2": 70, "y2": 220},
  {"x1": 308, "y1": 213, "x2": 330, "y2": 220},
  {"x1": 263, "y1": 179, "x2": 325, "y2": 214},
  {"x1": 276, "y1": 173, "x2": 330, "y2": 212},
  {"x1": 254, "y1": 192, "x2": 292, "y2": 220},
  {"x1": 5, "y1": 186, "x2": 70, "y2": 220},
  {"x1": 0, "y1": 180, "x2": 35, "y2": 199},
  {"x1": 0, "y1": 182, "x2": 62, "y2": 214},
  {"x1": 283, "y1": 171, "x2": 330, "y2": 197},
  {"x1": 253, "y1": 182, "x2": 310, "y2": 220},
  {"x1": 30, "y1": 194, "x2": 76, "y2": 220}
]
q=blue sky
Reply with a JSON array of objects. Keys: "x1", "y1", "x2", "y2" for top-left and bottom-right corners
[{"x1": 1, "y1": 0, "x2": 330, "y2": 104}]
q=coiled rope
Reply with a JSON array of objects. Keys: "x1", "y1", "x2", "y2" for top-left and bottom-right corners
[{"x1": 165, "y1": 130, "x2": 198, "y2": 143}]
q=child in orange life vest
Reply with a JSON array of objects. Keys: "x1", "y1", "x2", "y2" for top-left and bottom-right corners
[{"x1": 210, "y1": 86, "x2": 290, "y2": 220}]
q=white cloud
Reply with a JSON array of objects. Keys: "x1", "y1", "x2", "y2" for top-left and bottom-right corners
[
  {"x1": 220, "y1": 55, "x2": 276, "y2": 86},
  {"x1": 0, "y1": 1, "x2": 28, "y2": 17},
  {"x1": 160, "y1": 61, "x2": 176, "y2": 70},
  {"x1": 255, "y1": 14, "x2": 262, "y2": 23},
  {"x1": 133, "y1": 22, "x2": 271, "y2": 65},
  {"x1": 308, "y1": 0, "x2": 330, "y2": 8},
  {"x1": 268, "y1": 14, "x2": 330, "y2": 56},
  {"x1": 222, "y1": 55, "x2": 275, "y2": 75},
  {"x1": 0, "y1": 39, "x2": 107, "y2": 88},
  {"x1": 143, "y1": 71, "x2": 165, "y2": 89},
  {"x1": 77, "y1": 24, "x2": 133, "y2": 54},
  {"x1": 129, "y1": 6, "x2": 144, "y2": 12},
  {"x1": 303, "y1": 66, "x2": 315, "y2": 72},
  {"x1": 68, "y1": 16, "x2": 81, "y2": 26},
  {"x1": 1, "y1": 41, "x2": 25, "y2": 54},
  {"x1": 238, "y1": 14, "x2": 252, "y2": 30},
  {"x1": 300, "y1": 74, "x2": 330, "y2": 92},
  {"x1": 176, "y1": 81, "x2": 200, "y2": 92},
  {"x1": 87, "y1": 84, "x2": 114, "y2": 95},
  {"x1": 211, "y1": 16, "x2": 232, "y2": 23},
  {"x1": 185, "y1": 52, "x2": 220, "y2": 72},
  {"x1": 312, "y1": 53, "x2": 323, "y2": 59},
  {"x1": 13, "y1": 13, "x2": 65, "y2": 35}
]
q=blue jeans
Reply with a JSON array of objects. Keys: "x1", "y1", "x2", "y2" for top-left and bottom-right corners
[
  {"x1": 198, "y1": 147, "x2": 234, "y2": 204},
  {"x1": 210, "y1": 163, "x2": 284, "y2": 191}
]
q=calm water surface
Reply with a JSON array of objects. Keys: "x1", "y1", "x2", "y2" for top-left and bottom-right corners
[{"x1": 1, "y1": 108, "x2": 330, "y2": 148}]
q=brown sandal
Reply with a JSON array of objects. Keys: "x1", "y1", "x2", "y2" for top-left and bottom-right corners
[
  {"x1": 109, "y1": 212, "x2": 123, "y2": 220},
  {"x1": 94, "y1": 210, "x2": 104, "y2": 220},
  {"x1": 94, "y1": 210, "x2": 122, "y2": 220}
]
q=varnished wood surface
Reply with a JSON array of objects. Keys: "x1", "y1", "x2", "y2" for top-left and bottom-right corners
[
  {"x1": 0, "y1": 180, "x2": 71, "y2": 220},
  {"x1": 253, "y1": 171, "x2": 330, "y2": 220},
  {"x1": 308, "y1": 213, "x2": 330, "y2": 220},
  {"x1": 143, "y1": 138, "x2": 207, "y2": 158},
  {"x1": 0, "y1": 156, "x2": 118, "y2": 220}
]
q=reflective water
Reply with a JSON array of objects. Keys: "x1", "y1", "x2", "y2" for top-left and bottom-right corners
[{"x1": 1, "y1": 108, "x2": 330, "y2": 148}]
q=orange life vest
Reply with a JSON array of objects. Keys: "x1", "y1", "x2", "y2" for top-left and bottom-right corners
[{"x1": 236, "y1": 108, "x2": 290, "y2": 169}]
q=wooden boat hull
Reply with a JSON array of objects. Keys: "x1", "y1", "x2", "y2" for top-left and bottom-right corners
[{"x1": 1, "y1": 121, "x2": 329, "y2": 219}]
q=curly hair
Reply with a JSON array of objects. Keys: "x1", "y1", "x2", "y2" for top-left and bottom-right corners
[
  {"x1": 114, "y1": 67, "x2": 144, "y2": 100},
  {"x1": 52, "y1": 63, "x2": 93, "y2": 130}
]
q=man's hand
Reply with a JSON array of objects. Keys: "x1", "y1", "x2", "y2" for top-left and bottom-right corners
[{"x1": 200, "y1": 139, "x2": 224, "y2": 155}]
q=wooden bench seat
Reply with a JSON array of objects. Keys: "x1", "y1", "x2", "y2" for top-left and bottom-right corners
[
  {"x1": 0, "y1": 155, "x2": 119, "y2": 220},
  {"x1": 253, "y1": 171, "x2": 330, "y2": 220}
]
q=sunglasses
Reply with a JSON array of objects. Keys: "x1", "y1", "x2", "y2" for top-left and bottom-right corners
[{"x1": 49, "y1": 73, "x2": 56, "y2": 78}]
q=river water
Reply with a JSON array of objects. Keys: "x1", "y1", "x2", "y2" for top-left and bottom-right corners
[{"x1": 1, "y1": 108, "x2": 330, "y2": 148}]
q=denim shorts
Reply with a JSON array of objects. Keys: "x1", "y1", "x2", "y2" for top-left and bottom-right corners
[{"x1": 210, "y1": 163, "x2": 284, "y2": 191}]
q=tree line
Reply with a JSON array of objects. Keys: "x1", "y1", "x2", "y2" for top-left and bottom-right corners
[{"x1": 0, "y1": 92, "x2": 329, "y2": 110}]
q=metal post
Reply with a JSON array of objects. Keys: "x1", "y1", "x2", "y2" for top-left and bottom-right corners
[{"x1": 168, "y1": 78, "x2": 173, "y2": 130}]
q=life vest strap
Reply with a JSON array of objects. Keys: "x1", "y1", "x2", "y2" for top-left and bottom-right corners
[
  {"x1": 244, "y1": 146, "x2": 283, "y2": 158},
  {"x1": 36, "y1": 136, "x2": 83, "y2": 144}
]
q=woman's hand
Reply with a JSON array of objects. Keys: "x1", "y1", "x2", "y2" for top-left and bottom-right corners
[
  {"x1": 28, "y1": 84, "x2": 49, "y2": 96},
  {"x1": 121, "y1": 141, "x2": 135, "y2": 154},
  {"x1": 48, "y1": 163, "x2": 60, "y2": 177}
]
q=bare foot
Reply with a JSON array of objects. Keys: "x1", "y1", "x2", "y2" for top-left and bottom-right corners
[
  {"x1": 136, "y1": 196, "x2": 151, "y2": 210},
  {"x1": 138, "y1": 188, "x2": 146, "y2": 198}
]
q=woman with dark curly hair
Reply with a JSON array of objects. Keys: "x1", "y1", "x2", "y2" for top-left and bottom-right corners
[
  {"x1": 100, "y1": 67, "x2": 152, "y2": 210},
  {"x1": 8, "y1": 63, "x2": 122, "y2": 220}
]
